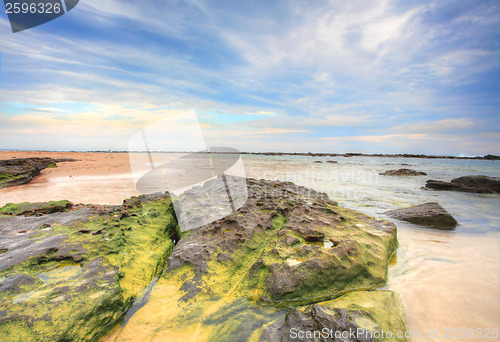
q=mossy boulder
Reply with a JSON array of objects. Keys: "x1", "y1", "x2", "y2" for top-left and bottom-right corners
[
  {"x1": 0, "y1": 194, "x2": 178, "y2": 341},
  {"x1": 0, "y1": 200, "x2": 73, "y2": 216},
  {"x1": 0, "y1": 157, "x2": 57, "y2": 189},
  {"x1": 260, "y1": 290, "x2": 409, "y2": 342},
  {"x1": 112, "y1": 178, "x2": 407, "y2": 342}
]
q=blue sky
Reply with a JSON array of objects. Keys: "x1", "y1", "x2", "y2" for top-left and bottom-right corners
[{"x1": 0, "y1": 0, "x2": 499, "y2": 154}]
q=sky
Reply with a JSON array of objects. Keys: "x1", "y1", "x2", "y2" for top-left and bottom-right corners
[{"x1": 0, "y1": 0, "x2": 499, "y2": 155}]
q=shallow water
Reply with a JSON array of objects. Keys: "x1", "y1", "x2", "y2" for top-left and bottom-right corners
[
  {"x1": 1, "y1": 154, "x2": 499, "y2": 340},
  {"x1": 243, "y1": 155, "x2": 500, "y2": 341}
]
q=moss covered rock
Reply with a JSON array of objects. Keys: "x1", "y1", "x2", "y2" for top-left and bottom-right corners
[
  {"x1": 0, "y1": 157, "x2": 58, "y2": 189},
  {"x1": 0, "y1": 200, "x2": 73, "y2": 216},
  {"x1": 259, "y1": 290, "x2": 409, "y2": 342},
  {"x1": 0, "y1": 194, "x2": 178, "y2": 341},
  {"x1": 111, "y1": 178, "x2": 406, "y2": 342}
]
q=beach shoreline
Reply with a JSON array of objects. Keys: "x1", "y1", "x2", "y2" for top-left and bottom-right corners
[{"x1": 1, "y1": 150, "x2": 499, "y2": 160}]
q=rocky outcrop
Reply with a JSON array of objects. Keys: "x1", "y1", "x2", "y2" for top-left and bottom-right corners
[
  {"x1": 114, "y1": 177, "x2": 408, "y2": 342},
  {"x1": 385, "y1": 202, "x2": 458, "y2": 230},
  {"x1": 0, "y1": 200, "x2": 73, "y2": 216},
  {"x1": 0, "y1": 194, "x2": 178, "y2": 341},
  {"x1": 425, "y1": 175, "x2": 500, "y2": 194},
  {"x1": 0, "y1": 158, "x2": 62, "y2": 189},
  {"x1": 0, "y1": 177, "x2": 409, "y2": 342},
  {"x1": 260, "y1": 291, "x2": 408, "y2": 342},
  {"x1": 380, "y1": 169, "x2": 427, "y2": 176}
]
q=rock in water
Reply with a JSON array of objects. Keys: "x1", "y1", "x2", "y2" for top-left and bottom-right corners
[
  {"x1": 385, "y1": 202, "x2": 458, "y2": 230},
  {"x1": 260, "y1": 291, "x2": 408, "y2": 342},
  {"x1": 0, "y1": 158, "x2": 57, "y2": 189},
  {"x1": 451, "y1": 175, "x2": 500, "y2": 193},
  {"x1": 425, "y1": 175, "x2": 500, "y2": 193},
  {"x1": 0, "y1": 194, "x2": 179, "y2": 341},
  {"x1": 115, "y1": 177, "x2": 408, "y2": 342},
  {"x1": 380, "y1": 168, "x2": 427, "y2": 176}
]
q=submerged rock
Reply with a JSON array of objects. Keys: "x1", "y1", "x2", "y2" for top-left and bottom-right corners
[
  {"x1": 0, "y1": 194, "x2": 178, "y2": 341},
  {"x1": 425, "y1": 175, "x2": 500, "y2": 193},
  {"x1": 385, "y1": 202, "x2": 458, "y2": 230},
  {"x1": 114, "y1": 177, "x2": 407, "y2": 341},
  {"x1": 260, "y1": 291, "x2": 408, "y2": 342},
  {"x1": 380, "y1": 169, "x2": 427, "y2": 176}
]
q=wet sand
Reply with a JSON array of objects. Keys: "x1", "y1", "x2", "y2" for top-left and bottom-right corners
[{"x1": 0, "y1": 151, "x2": 138, "y2": 206}]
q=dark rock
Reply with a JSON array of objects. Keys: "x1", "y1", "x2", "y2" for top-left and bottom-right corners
[
  {"x1": 329, "y1": 238, "x2": 341, "y2": 247},
  {"x1": 166, "y1": 177, "x2": 397, "y2": 302},
  {"x1": 424, "y1": 180, "x2": 468, "y2": 192},
  {"x1": 217, "y1": 252, "x2": 231, "y2": 263},
  {"x1": 260, "y1": 290, "x2": 408, "y2": 342},
  {"x1": 451, "y1": 176, "x2": 500, "y2": 193},
  {"x1": 260, "y1": 305, "x2": 371, "y2": 342},
  {"x1": 0, "y1": 274, "x2": 37, "y2": 294},
  {"x1": 0, "y1": 157, "x2": 58, "y2": 189},
  {"x1": 385, "y1": 202, "x2": 458, "y2": 230},
  {"x1": 380, "y1": 169, "x2": 427, "y2": 176},
  {"x1": 327, "y1": 160, "x2": 338, "y2": 164},
  {"x1": 298, "y1": 227, "x2": 325, "y2": 242},
  {"x1": 54, "y1": 158, "x2": 78, "y2": 163},
  {"x1": 284, "y1": 234, "x2": 300, "y2": 246},
  {"x1": 118, "y1": 177, "x2": 407, "y2": 341},
  {"x1": 314, "y1": 161, "x2": 323, "y2": 163},
  {"x1": 425, "y1": 175, "x2": 500, "y2": 194}
]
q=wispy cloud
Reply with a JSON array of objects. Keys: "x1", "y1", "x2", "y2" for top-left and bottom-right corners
[{"x1": 0, "y1": 0, "x2": 499, "y2": 154}]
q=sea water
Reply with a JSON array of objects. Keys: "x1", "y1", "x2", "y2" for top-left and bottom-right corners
[{"x1": 243, "y1": 155, "x2": 500, "y2": 341}]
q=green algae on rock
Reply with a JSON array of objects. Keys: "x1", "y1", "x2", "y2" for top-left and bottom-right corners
[
  {"x1": 0, "y1": 200, "x2": 73, "y2": 216},
  {"x1": 0, "y1": 193, "x2": 178, "y2": 342},
  {"x1": 111, "y1": 177, "x2": 407, "y2": 342},
  {"x1": 0, "y1": 157, "x2": 61, "y2": 189},
  {"x1": 259, "y1": 290, "x2": 409, "y2": 342}
]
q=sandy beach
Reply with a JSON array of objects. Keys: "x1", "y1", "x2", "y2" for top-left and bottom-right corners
[{"x1": 0, "y1": 151, "x2": 138, "y2": 206}]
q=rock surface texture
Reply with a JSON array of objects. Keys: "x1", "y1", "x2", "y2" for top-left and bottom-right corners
[
  {"x1": 0, "y1": 157, "x2": 75, "y2": 189},
  {"x1": 425, "y1": 175, "x2": 500, "y2": 194},
  {"x1": 0, "y1": 195, "x2": 178, "y2": 341},
  {"x1": 385, "y1": 202, "x2": 458, "y2": 230},
  {"x1": 380, "y1": 169, "x2": 427, "y2": 176},
  {"x1": 0, "y1": 177, "x2": 408, "y2": 342},
  {"x1": 113, "y1": 177, "x2": 408, "y2": 342}
]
